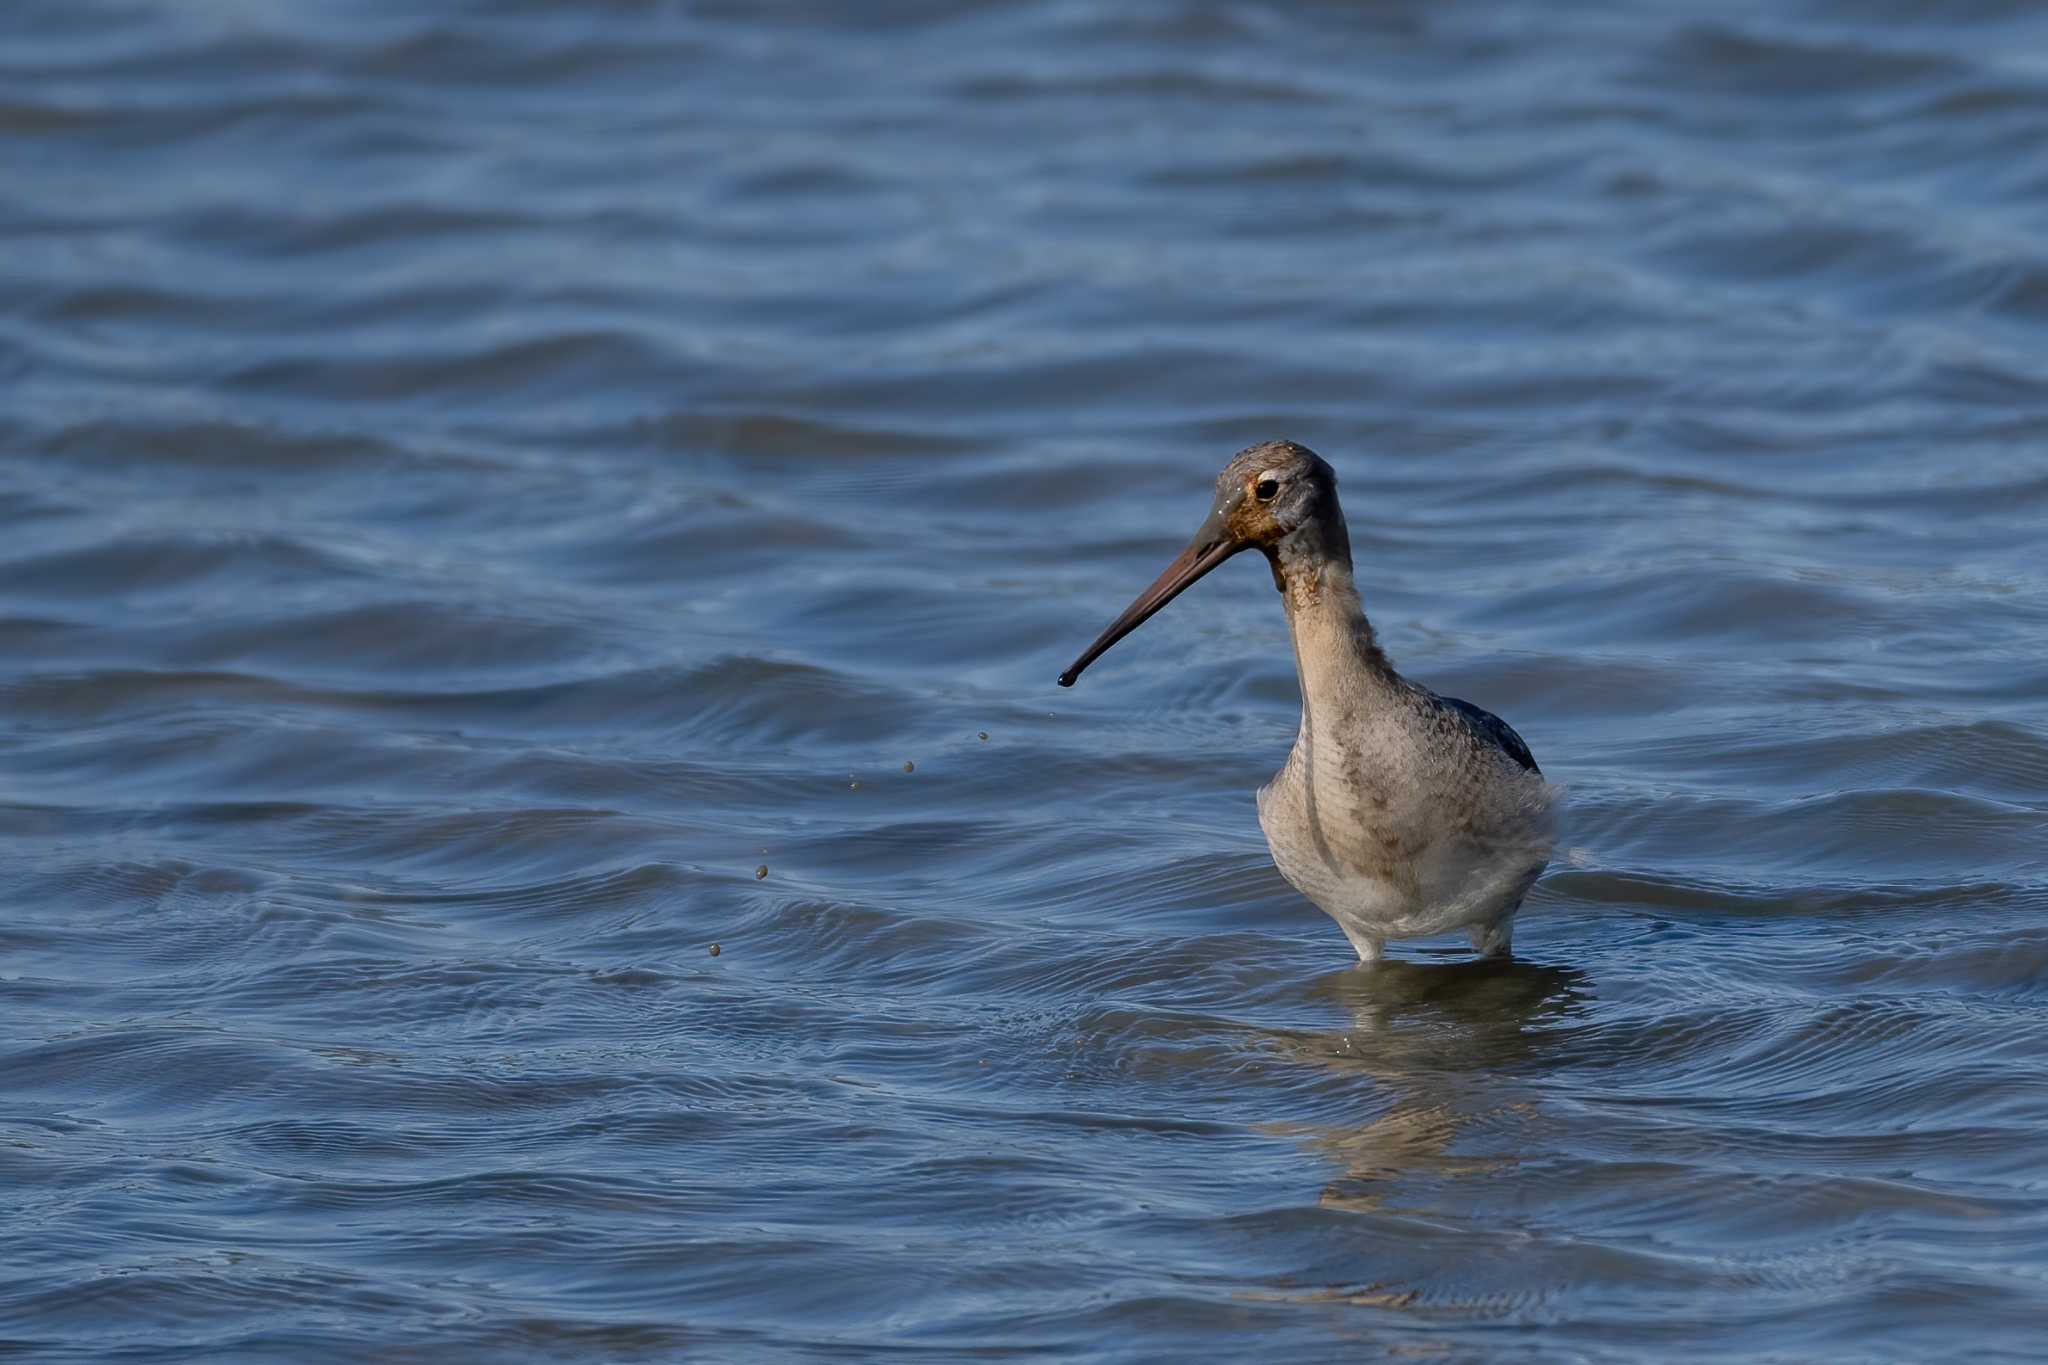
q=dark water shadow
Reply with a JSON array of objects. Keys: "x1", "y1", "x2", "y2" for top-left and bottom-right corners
[
  {"x1": 1261, "y1": 956, "x2": 1590, "y2": 1219},
  {"x1": 1305, "y1": 955, "x2": 1590, "y2": 1070}
]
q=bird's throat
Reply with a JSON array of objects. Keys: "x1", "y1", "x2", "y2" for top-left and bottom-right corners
[{"x1": 1272, "y1": 531, "x2": 1397, "y2": 713}]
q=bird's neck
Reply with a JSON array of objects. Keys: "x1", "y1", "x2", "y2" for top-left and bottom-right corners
[{"x1": 1268, "y1": 518, "x2": 1399, "y2": 718}]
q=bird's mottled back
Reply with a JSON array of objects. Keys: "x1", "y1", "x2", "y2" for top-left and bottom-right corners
[{"x1": 1437, "y1": 694, "x2": 1542, "y2": 775}]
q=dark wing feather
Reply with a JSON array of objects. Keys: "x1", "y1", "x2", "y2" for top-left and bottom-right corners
[{"x1": 1440, "y1": 695, "x2": 1541, "y2": 775}]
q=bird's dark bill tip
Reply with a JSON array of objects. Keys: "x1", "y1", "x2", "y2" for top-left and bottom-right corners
[{"x1": 1056, "y1": 670, "x2": 1078, "y2": 687}]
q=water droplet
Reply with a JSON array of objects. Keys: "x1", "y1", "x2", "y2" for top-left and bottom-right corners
[
  {"x1": 903, "y1": 760, "x2": 915, "y2": 773},
  {"x1": 755, "y1": 865, "x2": 768, "y2": 880},
  {"x1": 708, "y1": 943, "x2": 721, "y2": 957},
  {"x1": 977, "y1": 731, "x2": 988, "y2": 741}
]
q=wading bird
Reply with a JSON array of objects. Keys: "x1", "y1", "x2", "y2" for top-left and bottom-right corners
[{"x1": 1059, "y1": 441, "x2": 1557, "y2": 962}]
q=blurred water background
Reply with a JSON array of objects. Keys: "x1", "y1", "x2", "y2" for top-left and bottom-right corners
[{"x1": 5, "y1": 1, "x2": 2048, "y2": 1359}]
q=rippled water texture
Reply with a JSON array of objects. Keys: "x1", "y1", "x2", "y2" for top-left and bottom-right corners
[{"x1": 6, "y1": 1, "x2": 2048, "y2": 1359}]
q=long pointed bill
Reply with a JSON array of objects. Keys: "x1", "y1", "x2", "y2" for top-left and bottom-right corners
[{"x1": 1058, "y1": 532, "x2": 1242, "y2": 686}]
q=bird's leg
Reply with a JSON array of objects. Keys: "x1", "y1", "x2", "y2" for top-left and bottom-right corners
[
  {"x1": 1469, "y1": 919, "x2": 1514, "y2": 960},
  {"x1": 1339, "y1": 923, "x2": 1384, "y2": 964}
]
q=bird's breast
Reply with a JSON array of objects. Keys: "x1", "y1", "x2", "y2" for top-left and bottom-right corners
[{"x1": 1256, "y1": 727, "x2": 1556, "y2": 914}]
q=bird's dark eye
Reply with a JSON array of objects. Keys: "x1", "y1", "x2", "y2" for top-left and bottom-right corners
[{"x1": 1255, "y1": 478, "x2": 1280, "y2": 501}]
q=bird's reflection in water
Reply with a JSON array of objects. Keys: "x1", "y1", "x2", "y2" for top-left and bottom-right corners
[{"x1": 1262, "y1": 954, "x2": 1588, "y2": 1216}]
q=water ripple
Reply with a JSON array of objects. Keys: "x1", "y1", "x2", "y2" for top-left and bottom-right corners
[{"x1": 5, "y1": 0, "x2": 2048, "y2": 1359}]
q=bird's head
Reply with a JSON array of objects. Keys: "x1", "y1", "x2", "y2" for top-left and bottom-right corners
[{"x1": 1058, "y1": 440, "x2": 1340, "y2": 687}]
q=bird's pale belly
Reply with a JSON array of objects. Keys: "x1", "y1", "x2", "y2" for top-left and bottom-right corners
[{"x1": 1255, "y1": 756, "x2": 1555, "y2": 960}]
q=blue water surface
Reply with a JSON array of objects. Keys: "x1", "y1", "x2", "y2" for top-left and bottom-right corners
[{"x1": 4, "y1": 2, "x2": 2048, "y2": 1359}]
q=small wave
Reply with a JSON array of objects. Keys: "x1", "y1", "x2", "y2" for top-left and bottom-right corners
[
  {"x1": 28, "y1": 417, "x2": 491, "y2": 477},
  {"x1": 1635, "y1": 23, "x2": 1961, "y2": 99},
  {"x1": 623, "y1": 410, "x2": 978, "y2": 460},
  {"x1": 951, "y1": 69, "x2": 1328, "y2": 105},
  {"x1": 1, "y1": 533, "x2": 383, "y2": 606},
  {"x1": 224, "y1": 329, "x2": 673, "y2": 403}
]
